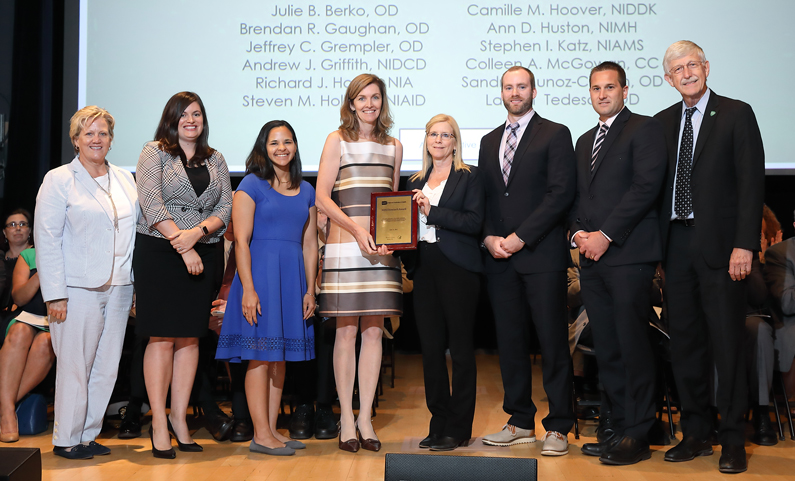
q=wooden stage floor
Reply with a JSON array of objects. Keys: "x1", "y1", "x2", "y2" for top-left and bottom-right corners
[{"x1": 10, "y1": 353, "x2": 795, "y2": 480}]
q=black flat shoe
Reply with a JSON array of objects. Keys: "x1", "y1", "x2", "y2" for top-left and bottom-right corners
[
  {"x1": 149, "y1": 426, "x2": 176, "y2": 459},
  {"x1": 418, "y1": 434, "x2": 439, "y2": 449},
  {"x1": 719, "y1": 445, "x2": 747, "y2": 474},
  {"x1": 429, "y1": 436, "x2": 469, "y2": 451},
  {"x1": 86, "y1": 441, "x2": 111, "y2": 456},
  {"x1": 664, "y1": 436, "x2": 713, "y2": 462},
  {"x1": 599, "y1": 436, "x2": 651, "y2": 466},
  {"x1": 53, "y1": 445, "x2": 94, "y2": 460},
  {"x1": 167, "y1": 416, "x2": 203, "y2": 452}
]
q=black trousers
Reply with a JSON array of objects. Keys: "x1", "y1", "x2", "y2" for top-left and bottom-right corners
[
  {"x1": 580, "y1": 261, "x2": 657, "y2": 441},
  {"x1": 286, "y1": 316, "x2": 337, "y2": 406},
  {"x1": 486, "y1": 263, "x2": 574, "y2": 433},
  {"x1": 665, "y1": 223, "x2": 748, "y2": 446},
  {"x1": 414, "y1": 243, "x2": 480, "y2": 439}
]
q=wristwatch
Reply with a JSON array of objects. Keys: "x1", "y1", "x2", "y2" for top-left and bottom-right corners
[{"x1": 200, "y1": 225, "x2": 209, "y2": 235}]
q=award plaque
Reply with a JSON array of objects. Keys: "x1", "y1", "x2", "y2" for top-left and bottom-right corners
[{"x1": 370, "y1": 191, "x2": 418, "y2": 250}]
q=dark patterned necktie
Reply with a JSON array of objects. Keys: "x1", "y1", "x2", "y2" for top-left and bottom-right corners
[
  {"x1": 674, "y1": 107, "x2": 697, "y2": 218},
  {"x1": 591, "y1": 124, "x2": 609, "y2": 172},
  {"x1": 502, "y1": 122, "x2": 519, "y2": 185}
]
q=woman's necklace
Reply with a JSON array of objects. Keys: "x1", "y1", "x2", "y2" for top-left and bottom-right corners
[{"x1": 91, "y1": 164, "x2": 119, "y2": 232}]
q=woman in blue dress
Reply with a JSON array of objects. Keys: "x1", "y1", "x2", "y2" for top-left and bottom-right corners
[{"x1": 216, "y1": 120, "x2": 318, "y2": 455}]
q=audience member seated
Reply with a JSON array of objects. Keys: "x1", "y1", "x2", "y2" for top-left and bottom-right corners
[
  {"x1": 0, "y1": 210, "x2": 35, "y2": 341},
  {"x1": 0, "y1": 233, "x2": 54, "y2": 442},
  {"x1": 764, "y1": 208, "x2": 795, "y2": 402},
  {"x1": 743, "y1": 205, "x2": 782, "y2": 446}
]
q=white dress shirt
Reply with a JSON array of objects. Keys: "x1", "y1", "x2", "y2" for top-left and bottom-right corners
[
  {"x1": 418, "y1": 180, "x2": 447, "y2": 243},
  {"x1": 670, "y1": 88, "x2": 711, "y2": 220}
]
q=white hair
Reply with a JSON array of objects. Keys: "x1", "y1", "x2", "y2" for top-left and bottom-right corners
[{"x1": 663, "y1": 40, "x2": 707, "y2": 74}]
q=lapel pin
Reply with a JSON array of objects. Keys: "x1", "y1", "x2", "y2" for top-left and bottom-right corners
[{"x1": 710, "y1": 111, "x2": 716, "y2": 116}]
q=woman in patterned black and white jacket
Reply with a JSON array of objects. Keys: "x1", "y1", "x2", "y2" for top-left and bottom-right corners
[{"x1": 133, "y1": 91, "x2": 232, "y2": 458}]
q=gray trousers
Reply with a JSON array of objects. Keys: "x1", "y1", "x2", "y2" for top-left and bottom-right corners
[
  {"x1": 49, "y1": 284, "x2": 133, "y2": 447},
  {"x1": 746, "y1": 315, "x2": 775, "y2": 406}
]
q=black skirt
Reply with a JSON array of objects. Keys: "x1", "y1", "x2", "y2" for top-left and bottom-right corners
[{"x1": 133, "y1": 233, "x2": 221, "y2": 338}]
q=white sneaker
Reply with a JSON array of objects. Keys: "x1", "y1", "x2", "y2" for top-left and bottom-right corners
[
  {"x1": 540, "y1": 431, "x2": 569, "y2": 456},
  {"x1": 482, "y1": 424, "x2": 537, "y2": 446}
]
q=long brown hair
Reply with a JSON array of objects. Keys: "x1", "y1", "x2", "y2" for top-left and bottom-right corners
[
  {"x1": 154, "y1": 91, "x2": 215, "y2": 167},
  {"x1": 338, "y1": 74, "x2": 393, "y2": 144}
]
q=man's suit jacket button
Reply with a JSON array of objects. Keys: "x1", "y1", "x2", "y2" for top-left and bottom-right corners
[
  {"x1": 504, "y1": 192, "x2": 509, "y2": 196},
  {"x1": 181, "y1": 206, "x2": 187, "y2": 212},
  {"x1": 198, "y1": 208, "x2": 204, "y2": 214},
  {"x1": 589, "y1": 195, "x2": 594, "y2": 200}
]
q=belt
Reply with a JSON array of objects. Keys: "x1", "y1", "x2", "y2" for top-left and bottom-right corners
[{"x1": 672, "y1": 218, "x2": 695, "y2": 227}]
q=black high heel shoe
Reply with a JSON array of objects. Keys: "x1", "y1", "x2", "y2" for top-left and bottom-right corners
[
  {"x1": 149, "y1": 426, "x2": 176, "y2": 459},
  {"x1": 167, "y1": 416, "x2": 203, "y2": 452}
]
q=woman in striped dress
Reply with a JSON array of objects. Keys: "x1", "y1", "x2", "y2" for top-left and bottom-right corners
[{"x1": 316, "y1": 74, "x2": 403, "y2": 453}]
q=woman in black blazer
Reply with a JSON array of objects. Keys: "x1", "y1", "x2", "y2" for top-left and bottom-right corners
[{"x1": 406, "y1": 114, "x2": 485, "y2": 451}]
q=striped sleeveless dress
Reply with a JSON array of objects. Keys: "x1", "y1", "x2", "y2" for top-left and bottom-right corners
[{"x1": 318, "y1": 140, "x2": 403, "y2": 317}]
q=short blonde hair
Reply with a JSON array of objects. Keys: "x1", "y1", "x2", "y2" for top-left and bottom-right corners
[
  {"x1": 663, "y1": 40, "x2": 707, "y2": 74},
  {"x1": 409, "y1": 114, "x2": 470, "y2": 182},
  {"x1": 69, "y1": 105, "x2": 115, "y2": 154}
]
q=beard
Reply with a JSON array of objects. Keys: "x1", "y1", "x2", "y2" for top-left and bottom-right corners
[{"x1": 503, "y1": 96, "x2": 533, "y2": 117}]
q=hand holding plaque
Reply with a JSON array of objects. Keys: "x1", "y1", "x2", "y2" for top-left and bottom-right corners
[{"x1": 370, "y1": 191, "x2": 418, "y2": 250}]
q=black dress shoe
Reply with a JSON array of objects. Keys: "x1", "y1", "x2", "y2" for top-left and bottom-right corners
[
  {"x1": 53, "y1": 445, "x2": 94, "y2": 460},
  {"x1": 429, "y1": 436, "x2": 469, "y2": 451},
  {"x1": 596, "y1": 414, "x2": 615, "y2": 444},
  {"x1": 581, "y1": 431, "x2": 620, "y2": 457},
  {"x1": 230, "y1": 418, "x2": 254, "y2": 442},
  {"x1": 599, "y1": 436, "x2": 651, "y2": 465},
  {"x1": 289, "y1": 403, "x2": 314, "y2": 440},
  {"x1": 118, "y1": 415, "x2": 142, "y2": 439},
  {"x1": 314, "y1": 406, "x2": 339, "y2": 440},
  {"x1": 751, "y1": 407, "x2": 778, "y2": 446},
  {"x1": 167, "y1": 416, "x2": 203, "y2": 452},
  {"x1": 419, "y1": 434, "x2": 439, "y2": 449},
  {"x1": 664, "y1": 436, "x2": 713, "y2": 462},
  {"x1": 204, "y1": 410, "x2": 234, "y2": 442},
  {"x1": 719, "y1": 445, "x2": 747, "y2": 474}
]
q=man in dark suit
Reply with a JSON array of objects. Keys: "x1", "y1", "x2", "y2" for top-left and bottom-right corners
[
  {"x1": 478, "y1": 66, "x2": 576, "y2": 456},
  {"x1": 655, "y1": 41, "x2": 765, "y2": 474},
  {"x1": 569, "y1": 62, "x2": 666, "y2": 465}
]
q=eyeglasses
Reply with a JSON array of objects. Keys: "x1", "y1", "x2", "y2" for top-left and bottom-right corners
[
  {"x1": 669, "y1": 61, "x2": 703, "y2": 76},
  {"x1": 5, "y1": 221, "x2": 29, "y2": 229},
  {"x1": 427, "y1": 132, "x2": 455, "y2": 140}
]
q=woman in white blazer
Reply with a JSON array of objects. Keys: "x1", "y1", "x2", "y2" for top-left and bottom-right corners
[{"x1": 34, "y1": 106, "x2": 140, "y2": 460}]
